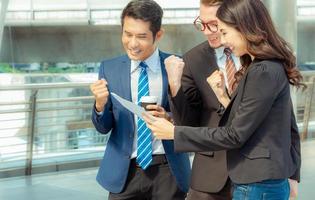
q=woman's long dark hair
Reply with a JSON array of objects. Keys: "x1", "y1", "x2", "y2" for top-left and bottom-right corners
[{"x1": 216, "y1": 0, "x2": 305, "y2": 88}]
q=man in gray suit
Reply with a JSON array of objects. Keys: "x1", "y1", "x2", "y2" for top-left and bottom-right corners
[{"x1": 164, "y1": 0, "x2": 240, "y2": 199}]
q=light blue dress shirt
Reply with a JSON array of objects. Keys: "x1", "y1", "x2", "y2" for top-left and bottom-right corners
[
  {"x1": 130, "y1": 48, "x2": 165, "y2": 158},
  {"x1": 215, "y1": 47, "x2": 241, "y2": 90}
]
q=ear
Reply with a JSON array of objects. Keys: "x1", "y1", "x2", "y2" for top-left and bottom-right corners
[{"x1": 154, "y1": 28, "x2": 164, "y2": 42}]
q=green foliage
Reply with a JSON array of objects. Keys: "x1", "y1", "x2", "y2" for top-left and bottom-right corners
[{"x1": 0, "y1": 63, "x2": 20, "y2": 73}]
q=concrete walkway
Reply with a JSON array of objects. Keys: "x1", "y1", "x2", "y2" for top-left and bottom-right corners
[{"x1": 0, "y1": 140, "x2": 315, "y2": 200}]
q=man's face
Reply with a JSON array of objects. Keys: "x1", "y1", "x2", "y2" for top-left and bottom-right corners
[
  {"x1": 199, "y1": 4, "x2": 222, "y2": 48},
  {"x1": 121, "y1": 16, "x2": 162, "y2": 61}
]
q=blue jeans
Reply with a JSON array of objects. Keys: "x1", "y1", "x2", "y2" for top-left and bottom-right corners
[{"x1": 232, "y1": 179, "x2": 290, "y2": 200}]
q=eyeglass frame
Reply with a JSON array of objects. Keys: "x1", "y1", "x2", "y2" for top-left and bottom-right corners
[{"x1": 193, "y1": 16, "x2": 218, "y2": 33}]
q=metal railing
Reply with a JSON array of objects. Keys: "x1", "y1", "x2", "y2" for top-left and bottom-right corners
[
  {"x1": 0, "y1": 73, "x2": 315, "y2": 178},
  {"x1": 0, "y1": 82, "x2": 108, "y2": 177},
  {"x1": 299, "y1": 72, "x2": 315, "y2": 140}
]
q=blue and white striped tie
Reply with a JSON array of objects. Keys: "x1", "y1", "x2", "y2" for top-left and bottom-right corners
[{"x1": 136, "y1": 62, "x2": 152, "y2": 170}]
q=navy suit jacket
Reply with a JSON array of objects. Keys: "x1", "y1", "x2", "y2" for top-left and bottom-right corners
[{"x1": 92, "y1": 51, "x2": 191, "y2": 193}]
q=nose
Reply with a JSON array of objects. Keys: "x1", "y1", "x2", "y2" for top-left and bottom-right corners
[
  {"x1": 129, "y1": 37, "x2": 139, "y2": 48},
  {"x1": 220, "y1": 35, "x2": 226, "y2": 46},
  {"x1": 202, "y1": 27, "x2": 212, "y2": 37}
]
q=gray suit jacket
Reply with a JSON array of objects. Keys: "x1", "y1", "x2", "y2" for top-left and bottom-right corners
[
  {"x1": 174, "y1": 58, "x2": 301, "y2": 184},
  {"x1": 169, "y1": 41, "x2": 228, "y2": 192}
]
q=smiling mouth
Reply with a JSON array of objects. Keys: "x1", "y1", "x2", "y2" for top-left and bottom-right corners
[
  {"x1": 209, "y1": 36, "x2": 219, "y2": 42},
  {"x1": 129, "y1": 49, "x2": 141, "y2": 56}
]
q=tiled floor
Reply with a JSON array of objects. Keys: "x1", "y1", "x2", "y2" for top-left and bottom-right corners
[
  {"x1": 0, "y1": 140, "x2": 314, "y2": 200},
  {"x1": 0, "y1": 168, "x2": 108, "y2": 200}
]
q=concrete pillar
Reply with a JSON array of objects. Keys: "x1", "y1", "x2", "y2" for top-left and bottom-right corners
[
  {"x1": 263, "y1": 0, "x2": 297, "y2": 52},
  {"x1": 0, "y1": 0, "x2": 9, "y2": 54},
  {"x1": 262, "y1": 0, "x2": 298, "y2": 114},
  {"x1": 263, "y1": 0, "x2": 299, "y2": 115}
]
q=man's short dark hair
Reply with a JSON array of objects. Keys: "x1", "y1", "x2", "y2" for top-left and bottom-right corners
[{"x1": 121, "y1": 0, "x2": 163, "y2": 38}]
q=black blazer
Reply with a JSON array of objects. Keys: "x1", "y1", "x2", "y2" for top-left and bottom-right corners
[
  {"x1": 169, "y1": 41, "x2": 229, "y2": 192},
  {"x1": 174, "y1": 59, "x2": 301, "y2": 184}
]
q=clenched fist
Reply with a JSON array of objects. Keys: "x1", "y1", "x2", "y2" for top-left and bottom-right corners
[
  {"x1": 164, "y1": 55, "x2": 185, "y2": 96},
  {"x1": 207, "y1": 70, "x2": 230, "y2": 108},
  {"x1": 90, "y1": 79, "x2": 109, "y2": 112}
]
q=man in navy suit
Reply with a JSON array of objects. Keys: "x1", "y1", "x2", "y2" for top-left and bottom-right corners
[{"x1": 90, "y1": 0, "x2": 191, "y2": 199}]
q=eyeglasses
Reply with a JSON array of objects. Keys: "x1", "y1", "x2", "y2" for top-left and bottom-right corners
[{"x1": 193, "y1": 16, "x2": 218, "y2": 33}]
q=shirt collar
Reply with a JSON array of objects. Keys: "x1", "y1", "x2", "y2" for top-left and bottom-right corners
[
  {"x1": 215, "y1": 46, "x2": 225, "y2": 60},
  {"x1": 131, "y1": 48, "x2": 160, "y2": 73}
]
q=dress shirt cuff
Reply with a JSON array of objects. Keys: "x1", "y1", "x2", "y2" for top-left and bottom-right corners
[
  {"x1": 94, "y1": 104, "x2": 104, "y2": 116},
  {"x1": 216, "y1": 103, "x2": 225, "y2": 116}
]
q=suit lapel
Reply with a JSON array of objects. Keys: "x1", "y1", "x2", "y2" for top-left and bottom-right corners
[
  {"x1": 159, "y1": 51, "x2": 168, "y2": 108},
  {"x1": 225, "y1": 69, "x2": 249, "y2": 113},
  {"x1": 229, "y1": 83, "x2": 240, "y2": 103},
  {"x1": 117, "y1": 56, "x2": 135, "y2": 133},
  {"x1": 119, "y1": 56, "x2": 132, "y2": 101}
]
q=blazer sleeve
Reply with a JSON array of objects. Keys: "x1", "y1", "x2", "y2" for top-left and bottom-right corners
[
  {"x1": 169, "y1": 55, "x2": 203, "y2": 126},
  {"x1": 289, "y1": 106, "x2": 301, "y2": 182},
  {"x1": 91, "y1": 61, "x2": 114, "y2": 134},
  {"x1": 174, "y1": 63, "x2": 281, "y2": 152}
]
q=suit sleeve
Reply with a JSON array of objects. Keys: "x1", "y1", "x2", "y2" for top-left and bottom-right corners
[
  {"x1": 174, "y1": 64, "x2": 279, "y2": 152},
  {"x1": 289, "y1": 106, "x2": 301, "y2": 182},
  {"x1": 169, "y1": 55, "x2": 203, "y2": 126},
  {"x1": 91, "y1": 61, "x2": 114, "y2": 134}
]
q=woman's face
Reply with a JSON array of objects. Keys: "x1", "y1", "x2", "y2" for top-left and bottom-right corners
[{"x1": 218, "y1": 20, "x2": 248, "y2": 57}]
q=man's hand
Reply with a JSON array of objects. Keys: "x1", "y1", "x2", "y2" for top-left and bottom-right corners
[
  {"x1": 146, "y1": 105, "x2": 172, "y2": 122},
  {"x1": 90, "y1": 79, "x2": 109, "y2": 112},
  {"x1": 207, "y1": 70, "x2": 230, "y2": 108},
  {"x1": 164, "y1": 55, "x2": 185, "y2": 97}
]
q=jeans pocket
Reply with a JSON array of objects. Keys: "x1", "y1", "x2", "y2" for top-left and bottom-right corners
[
  {"x1": 262, "y1": 192, "x2": 288, "y2": 200},
  {"x1": 233, "y1": 184, "x2": 249, "y2": 200},
  {"x1": 261, "y1": 180, "x2": 290, "y2": 200}
]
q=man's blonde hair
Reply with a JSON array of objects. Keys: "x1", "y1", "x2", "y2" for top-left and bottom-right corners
[{"x1": 200, "y1": 0, "x2": 223, "y2": 6}]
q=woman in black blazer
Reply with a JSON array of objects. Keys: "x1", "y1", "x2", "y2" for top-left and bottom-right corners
[{"x1": 143, "y1": 0, "x2": 303, "y2": 199}]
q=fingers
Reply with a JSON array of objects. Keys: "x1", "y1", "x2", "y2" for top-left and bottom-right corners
[
  {"x1": 143, "y1": 112, "x2": 158, "y2": 123},
  {"x1": 165, "y1": 55, "x2": 185, "y2": 69},
  {"x1": 145, "y1": 105, "x2": 164, "y2": 111},
  {"x1": 145, "y1": 104, "x2": 158, "y2": 111},
  {"x1": 207, "y1": 70, "x2": 225, "y2": 85},
  {"x1": 90, "y1": 78, "x2": 109, "y2": 96},
  {"x1": 146, "y1": 105, "x2": 166, "y2": 118},
  {"x1": 143, "y1": 113, "x2": 152, "y2": 125},
  {"x1": 90, "y1": 78, "x2": 110, "y2": 112},
  {"x1": 165, "y1": 55, "x2": 184, "y2": 64}
]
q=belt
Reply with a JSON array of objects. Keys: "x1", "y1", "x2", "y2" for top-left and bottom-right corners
[{"x1": 131, "y1": 154, "x2": 168, "y2": 168}]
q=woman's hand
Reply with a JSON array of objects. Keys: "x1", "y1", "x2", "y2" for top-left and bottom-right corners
[
  {"x1": 288, "y1": 178, "x2": 298, "y2": 199},
  {"x1": 143, "y1": 113, "x2": 175, "y2": 140},
  {"x1": 207, "y1": 70, "x2": 230, "y2": 107}
]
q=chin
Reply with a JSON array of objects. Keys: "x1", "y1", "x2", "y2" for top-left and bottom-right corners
[
  {"x1": 208, "y1": 40, "x2": 222, "y2": 49},
  {"x1": 127, "y1": 53, "x2": 141, "y2": 61}
]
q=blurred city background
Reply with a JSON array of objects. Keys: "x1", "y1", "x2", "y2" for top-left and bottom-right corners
[{"x1": 0, "y1": 0, "x2": 314, "y2": 199}]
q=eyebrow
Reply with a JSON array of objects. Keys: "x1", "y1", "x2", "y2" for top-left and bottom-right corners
[
  {"x1": 199, "y1": 18, "x2": 217, "y2": 24},
  {"x1": 124, "y1": 30, "x2": 147, "y2": 36},
  {"x1": 137, "y1": 33, "x2": 147, "y2": 37}
]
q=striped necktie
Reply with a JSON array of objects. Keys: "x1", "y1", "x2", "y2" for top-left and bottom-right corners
[
  {"x1": 136, "y1": 62, "x2": 152, "y2": 170},
  {"x1": 224, "y1": 48, "x2": 237, "y2": 95}
]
